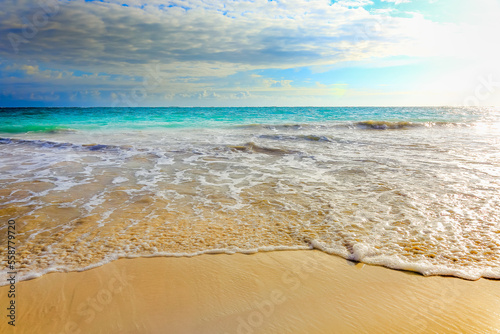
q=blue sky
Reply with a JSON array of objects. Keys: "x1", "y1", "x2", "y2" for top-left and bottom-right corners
[{"x1": 1, "y1": 0, "x2": 499, "y2": 107}]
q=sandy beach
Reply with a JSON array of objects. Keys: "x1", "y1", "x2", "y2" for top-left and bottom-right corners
[
  {"x1": 1, "y1": 250, "x2": 499, "y2": 334},
  {"x1": 2, "y1": 0, "x2": 500, "y2": 331}
]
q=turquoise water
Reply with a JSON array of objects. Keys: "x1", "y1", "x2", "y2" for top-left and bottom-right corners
[
  {"x1": 0, "y1": 107, "x2": 489, "y2": 133},
  {"x1": 1, "y1": 107, "x2": 500, "y2": 282}
]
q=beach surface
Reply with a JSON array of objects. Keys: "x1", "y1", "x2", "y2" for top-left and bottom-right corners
[{"x1": 1, "y1": 250, "x2": 499, "y2": 334}]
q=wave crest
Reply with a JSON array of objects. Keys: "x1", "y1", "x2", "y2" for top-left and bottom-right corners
[
  {"x1": 0, "y1": 137, "x2": 127, "y2": 152},
  {"x1": 0, "y1": 125, "x2": 76, "y2": 134},
  {"x1": 228, "y1": 142, "x2": 299, "y2": 156}
]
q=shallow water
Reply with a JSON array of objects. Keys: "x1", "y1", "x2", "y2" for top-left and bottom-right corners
[{"x1": 1, "y1": 107, "x2": 499, "y2": 282}]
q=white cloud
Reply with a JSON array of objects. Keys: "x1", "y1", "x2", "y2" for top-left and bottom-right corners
[
  {"x1": 1, "y1": 0, "x2": 498, "y2": 105},
  {"x1": 263, "y1": 79, "x2": 293, "y2": 88},
  {"x1": 381, "y1": 0, "x2": 411, "y2": 4},
  {"x1": 334, "y1": 0, "x2": 373, "y2": 7},
  {"x1": 0, "y1": 0, "x2": 456, "y2": 74}
]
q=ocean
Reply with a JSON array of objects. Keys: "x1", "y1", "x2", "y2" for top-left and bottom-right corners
[{"x1": 0, "y1": 106, "x2": 499, "y2": 282}]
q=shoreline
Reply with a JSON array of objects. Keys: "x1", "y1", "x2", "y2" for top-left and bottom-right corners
[{"x1": 1, "y1": 250, "x2": 500, "y2": 333}]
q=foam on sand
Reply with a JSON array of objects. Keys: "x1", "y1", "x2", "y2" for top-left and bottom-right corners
[{"x1": 1, "y1": 251, "x2": 499, "y2": 334}]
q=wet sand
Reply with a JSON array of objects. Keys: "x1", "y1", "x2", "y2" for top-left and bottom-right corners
[{"x1": 1, "y1": 250, "x2": 499, "y2": 334}]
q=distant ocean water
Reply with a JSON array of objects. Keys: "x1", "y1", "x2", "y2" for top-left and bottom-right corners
[{"x1": 0, "y1": 106, "x2": 499, "y2": 282}]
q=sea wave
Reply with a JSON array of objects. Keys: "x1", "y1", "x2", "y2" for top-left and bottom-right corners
[
  {"x1": 350, "y1": 120, "x2": 474, "y2": 130},
  {"x1": 1, "y1": 108, "x2": 499, "y2": 284},
  {"x1": 234, "y1": 120, "x2": 469, "y2": 131},
  {"x1": 353, "y1": 121, "x2": 422, "y2": 130},
  {"x1": 0, "y1": 125, "x2": 77, "y2": 134},
  {"x1": 0, "y1": 137, "x2": 129, "y2": 152},
  {"x1": 258, "y1": 134, "x2": 332, "y2": 142},
  {"x1": 234, "y1": 123, "x2": 324, "y2": 130},
  {"x1": 228, "y1": 142, "x2": 301, "y2": 155}
]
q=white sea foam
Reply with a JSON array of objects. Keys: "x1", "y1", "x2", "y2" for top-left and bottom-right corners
[
  {"x1": 112, "y1": 176, "x2": 128, "y2": 184},
  {"x1": 1, "y1": 115, "x2": 500, "y2": 284}
]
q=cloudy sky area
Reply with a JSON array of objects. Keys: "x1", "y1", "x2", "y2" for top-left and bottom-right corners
[{"x1": 1, "y1": 0, "x2": 499, "y2": 106}]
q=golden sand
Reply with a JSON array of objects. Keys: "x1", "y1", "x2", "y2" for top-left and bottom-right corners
[{"x1": 1, "y1": 250, "x2": 499, "y2": 334}]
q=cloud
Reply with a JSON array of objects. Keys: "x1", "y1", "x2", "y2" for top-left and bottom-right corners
[
  {"x1": 0, "y1": 0, "x2": 451, "y2": 74},
  {"x1": 21, "y1": 65, "x2": 39, "y2": 75},
  {"x1": 0, "y1": 0, "x2": 497, "y2": 106},
  {"x1": 29, "y1": 92, "x2": 60, "y2": 101},
  {"x1": 263, "y1": 79, "x2": 293, "y2": 88},
  {"x1": 381, "y1": 0, "x2": 411, "y2": 4},
  {"x1": 334, "y1": 0, "x2": 373, "y2": 7}
]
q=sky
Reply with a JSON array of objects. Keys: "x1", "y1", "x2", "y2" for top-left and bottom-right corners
[{"x1": 0, "y1": 0, "x2": 499, "y2": 107}]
